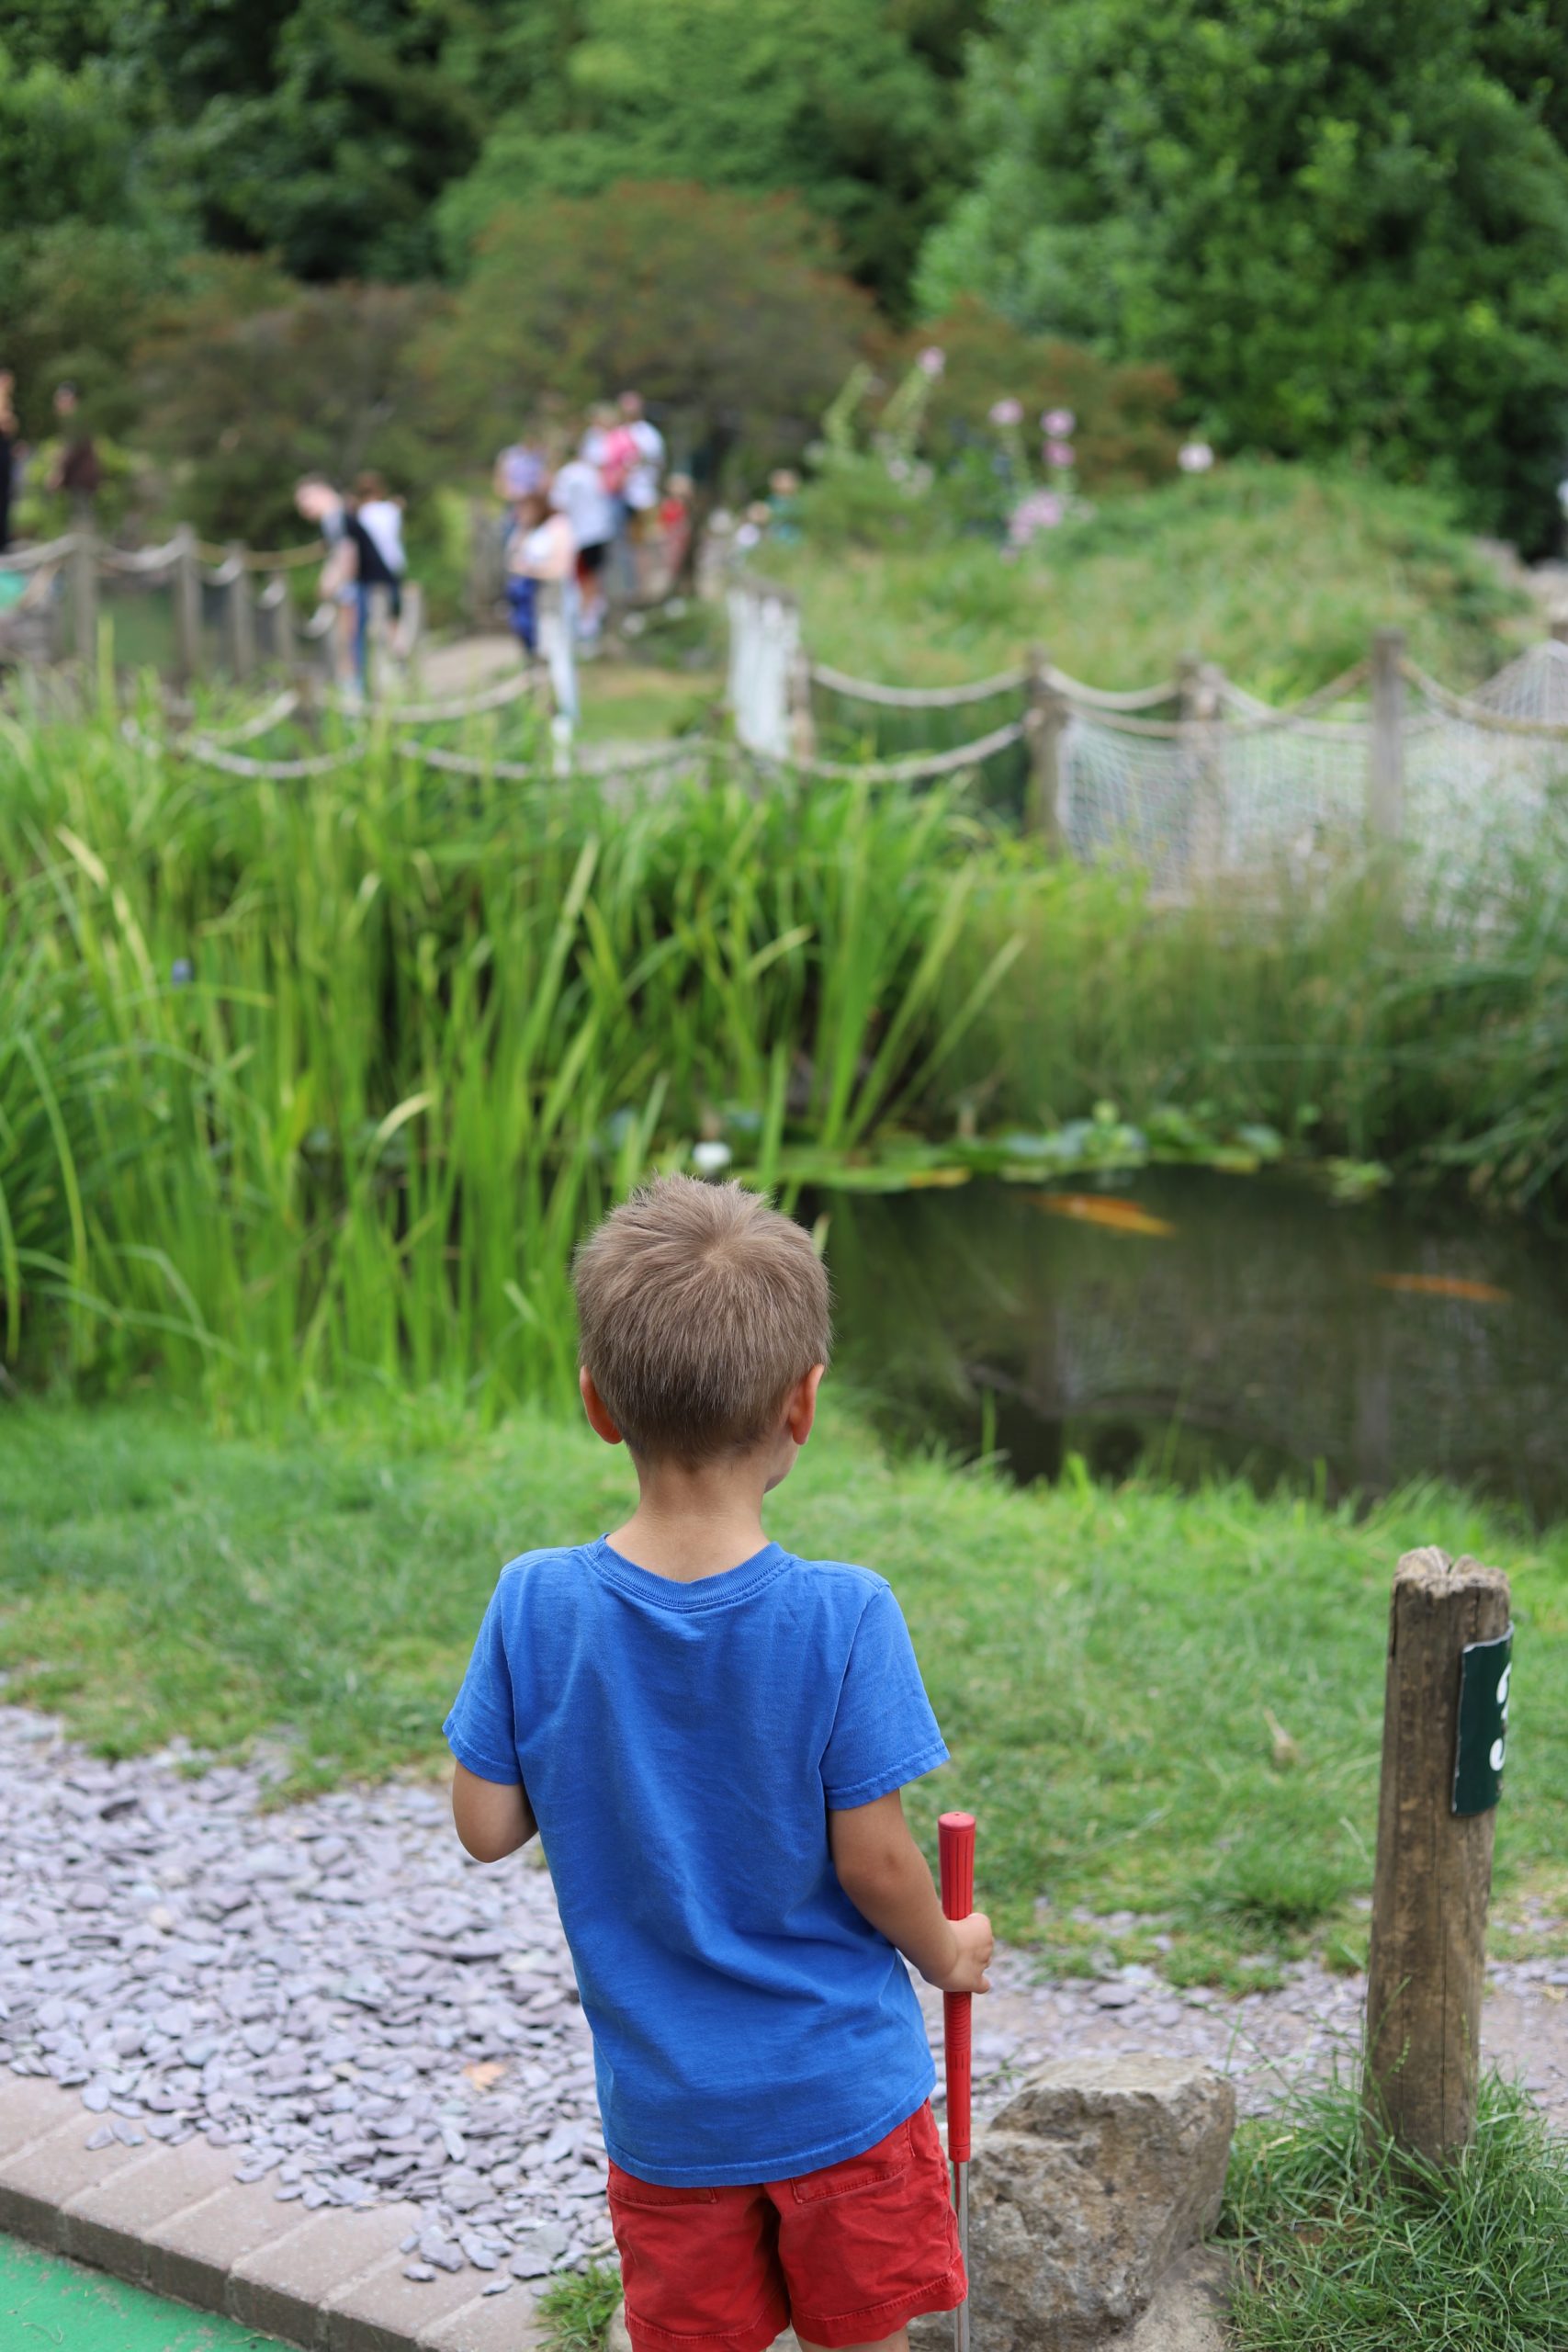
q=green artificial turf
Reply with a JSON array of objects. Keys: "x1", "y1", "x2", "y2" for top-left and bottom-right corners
[
  {"x1": 0, "y1": 2233, "x2": 285, "y2": 2350},
  {"x1": 2, "y1": 1396, "x2": 1564, "y2": 1989}
]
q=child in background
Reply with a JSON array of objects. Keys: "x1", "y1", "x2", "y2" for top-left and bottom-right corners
[
  {"x1": 351, "y1": 471, "x2": 410, "y2": 658},
  {"x1": 657, "y1": 471, "x2": 694, "y2": 590},
  {"x1": 445, "y1": 1176, "x2": 990, "y2": 2352},
  {"x1": 506, "y1": 485, "x2": 579, "y2": 737}
]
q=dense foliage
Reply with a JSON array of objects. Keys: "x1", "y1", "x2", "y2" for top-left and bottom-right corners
[
  {"x1": 6, "y1": 4, "x2": 1568, "y2": 542},
  {"x1": 425, "y1": 185, "x2": 872, "y2": 486},
  {"x1": 918, "y1": 0, "x2": 1568, "y2": 549},
  {"x1": 0, "y1": 0, "x2": 978, "y2": 308}
]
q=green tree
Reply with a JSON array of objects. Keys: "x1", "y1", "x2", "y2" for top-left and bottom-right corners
[
  {"x1": 918, "y1": 0, "x2": 1568, "y2": 546},
  {"x1": 0, "y1": 40, "x2": 184, "y2": 434},
  {"x1": 107, "y1": 0, "x2": 520, "y2": 283},
  {"x1": 437, "y1": 0, "x2": 982, "y2": 311},
  {"x1": 136, "y1": 258, "x2": 445, "y2": 543},
  {"x1": 423, "y1": 182, "x2": 871, "y2": 481}
]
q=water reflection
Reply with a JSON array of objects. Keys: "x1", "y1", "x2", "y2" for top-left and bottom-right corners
[{"x1": 816, "y1": 1170, "x2": 1568, "y2": 1519}]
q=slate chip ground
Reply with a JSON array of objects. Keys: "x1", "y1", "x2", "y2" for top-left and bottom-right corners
[{"x1": 0, "y1": 1697, "x2": 1561, "y2": 2317}]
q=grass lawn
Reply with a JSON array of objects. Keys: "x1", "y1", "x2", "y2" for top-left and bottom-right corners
[
  {"x1": 1222, "y1": 2071, "x2": 1568, "y2": 2352},
  {"x1": 3, "y1": 1396, "x2": 1562, "y2": 1993},
  {"x1": 570, "y1": 653, "x2": 721, "y2": 746},
  {"x1": 767, "y1": 460, "x2": 1533, "y2": 699}
]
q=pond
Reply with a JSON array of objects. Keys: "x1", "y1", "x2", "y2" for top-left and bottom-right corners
[{"x1": 816, "y1": 1169, "x2": 1568, "y2": 1521}]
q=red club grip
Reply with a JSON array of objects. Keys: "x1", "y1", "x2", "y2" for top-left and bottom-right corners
[{"x1": 939, "y1": 1811, "x2": 976, "y2": 2165}]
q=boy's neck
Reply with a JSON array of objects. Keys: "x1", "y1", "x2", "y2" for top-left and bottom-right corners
[{"x1": 606, "y1": 1455, "x2": 776, "y2": 1584}]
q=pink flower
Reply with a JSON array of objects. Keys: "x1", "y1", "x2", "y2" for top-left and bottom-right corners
[
  {"x1": 988, "y1": 397, "x2": 1023, "y2": 426},
  {"x1": 1044, "y1": 440, "x2": 1075, "y2": 469},
  {"x1": 1178, "y1": 441, "x2": 1215, "y2": 473},
  {"x1": 1009, "y1": 490, "x2": 1064, "y2": 542},
  {"x1": 918, "y1": 346, "x2": 946, "y2": 378},
  {"x1": 1042, "y1": 407, "x2": 1076, "y2": 437}
]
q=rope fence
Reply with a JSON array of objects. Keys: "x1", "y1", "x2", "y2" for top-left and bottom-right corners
[
  {"x1": 728, "y1": 575, "x2": 1568, "y2": 890},
  {"x1": 119, "y1": 662, "x2": 716, "y2": 789},
  {"x1": 1, "y1": 524, "x2": 339, "y2": 684}
]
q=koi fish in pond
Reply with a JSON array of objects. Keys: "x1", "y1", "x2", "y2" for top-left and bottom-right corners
[
  {"x1": 1372, "y1": 1272, "x2": 1511, "y2": 1304},
  {"x1": 1028, "y1": 1193, "x2": 1176, "y2": 1237}
]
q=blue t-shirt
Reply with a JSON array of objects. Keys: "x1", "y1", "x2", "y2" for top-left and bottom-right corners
[{"x1": 443, "y1": 1536, "x2": 949, "y2": 2186}]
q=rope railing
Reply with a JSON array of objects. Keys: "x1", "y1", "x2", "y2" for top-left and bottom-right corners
[
  {"x1": 1047, "y1": 671, "x2": 1182, "y2": 713},
  {"x1": 195, "y1": 538, "x2": 323, "y2": 571},
  {"x1": 1400, "y1": 656, "x2": 1568, "y2": 738},
  {"x1": 809, "y1": 660, "x2": 1028, "y2": 709},
  {"x1": 793, "y1": 717, "x2": 1026, "y2": 784},
  {"x1": 324, "y1": 668, "x2": 537, "y2": 726},
  {"x1": 96, "y1": 538, "x2": 186, "y2": 576},
  {"x1": 0, "y1": 532, "x2": 84, "y2": 571}
]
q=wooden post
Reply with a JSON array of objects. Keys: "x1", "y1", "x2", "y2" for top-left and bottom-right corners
[
  {"x1": 466, "y1": 498, "x2": 495, "y2": 629},
  {"x1": 1550, "y1": 609, "x2": 1568, "y2": 647},
  {"x1": 226, "y1": 544, "x2": 255, "y2": 680},
  {"x1": 1369, "y1": 627, "x2": 1405, "y2": 844},
  {"x1": 787, "y1": 644, "x2": 817, "y2": 765},
  {"x1": 265, "y1": 571, "x2": 294, "y2": 673},
  {"x1": 1364, "y1": 1546, "x2": 1512, "y2": 2165},
  {"x1": 71, "y1": 527, "x2": 98, "y2": 669},
  {"x1": 1023, "y1": 646, "x2": 1066, "y2": 849},
  {"x1": 1179, "y1": 651, "x2": 1225, "y2": 884},
  {"x1": 173, "y1": 524, "x2": 203, "y2": 684}
]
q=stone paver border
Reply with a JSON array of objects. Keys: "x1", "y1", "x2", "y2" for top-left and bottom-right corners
[{"x1": 0, "y1": 2071, "x2": 546, "y2": 2352}]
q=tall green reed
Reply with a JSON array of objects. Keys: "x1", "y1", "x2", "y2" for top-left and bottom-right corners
[{"x1": 0, "y1": 718, "x2": 1019, "y2": 1412}]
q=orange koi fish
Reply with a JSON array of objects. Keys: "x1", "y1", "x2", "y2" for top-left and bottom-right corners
[
  {"x1": 1373, "y1": 1272, "x2": 1510, "y2": 1304},
  {"x1": 1029, "y1": 1193, "x2": 1176, "y2": 1237}
]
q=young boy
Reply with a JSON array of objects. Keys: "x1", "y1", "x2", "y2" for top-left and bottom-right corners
[{"x1": 444, "y1": 1176, "x2": 992, "y2": 2352}]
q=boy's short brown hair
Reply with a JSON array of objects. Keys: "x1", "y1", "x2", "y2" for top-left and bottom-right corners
[{"x1": 573, "y1": 1175, "x2": 831, "y2": 1464}]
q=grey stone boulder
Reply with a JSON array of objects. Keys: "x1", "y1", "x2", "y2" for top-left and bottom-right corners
[{"x1": 912, "y1": 2056, "x2": 1235, "y2": 2352}]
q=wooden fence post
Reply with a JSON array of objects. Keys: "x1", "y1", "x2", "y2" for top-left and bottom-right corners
[
  {"x1": 787, "y1": 643, "x2": 817, "y2": 765},
  {"x1": 265, "y1": 571, "x2": 295, "y2": 673},
  {"x1": 71, "y1": 528, "x2": 98, "y2": 669},
  {"x1": 1369, "y1": 627, "x2": 1405, "y2": 844},
  {"x1": 173, "y1": 524, "x2": 203, "y2": 684},
  {"x1": 1024, "y1": 646, "x2": 1066, "y2": 849},
  {"x1": 1364, "y1": 1546, "x2": 1512, "y2": 2165},
  {"x1": 227, "y1": 544, "x2": 255, "y2": 680},
  {"x1": 1179, "y1": 651, "x2": 1225, "y2": 884}
]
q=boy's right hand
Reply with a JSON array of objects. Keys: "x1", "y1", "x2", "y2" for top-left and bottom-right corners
[{"x1": 926, "y1": 1909, "x2": 994, "y2": 1994}]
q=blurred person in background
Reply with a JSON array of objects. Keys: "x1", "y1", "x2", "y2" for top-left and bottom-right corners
[
  {"x1": 0, "y1": 369, "x2": 16, "y2": 551},
  {"x1": 294, "y1": 472, "x2": 362, "y2": 696},
  {"x1": 493, "y1": 434, "x2": 547, "y2": 505},
  {"x1": 351, "y1": 470, "x2": 410, "y2": 659},
  {"x1": 506, "y1": 484, "x2": 579, "y2": 744},
  {"x1": 657, "y1": 471, "x2": 694, "y2": 592},
  {"x1": 47, "y1": 384, "x2": 100, "y2": 526},
  {"x1": 618, "y1": 389, "x2": 666, "y2": 597},
  {"x1": 552, "y1": 426, "x2": 616, "y2": 644}
]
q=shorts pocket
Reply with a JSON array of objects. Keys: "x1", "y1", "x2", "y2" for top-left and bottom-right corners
[
  {"x1": 608, "y1": 2161, "x2": 717, "y2": 2209},
  {"x1": 789, "y1": 2115, "x2": 913, "y2": 2205}
]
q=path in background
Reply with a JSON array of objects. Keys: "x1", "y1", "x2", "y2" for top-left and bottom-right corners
[
  {"x1": 0, "y1": 2230, "x2": 283, "y2": 2348},
  {"x1": 412, "y1": 633, "x2": 720, "y2": 753}
]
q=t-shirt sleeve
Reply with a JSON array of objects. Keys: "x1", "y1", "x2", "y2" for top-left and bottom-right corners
[
  {"x1": 443, "y1": 1581, "x2": 522, "y2": 1785},
  {"x1": 820, "y1": 1582, "x2": 949, "y2": 1809}
]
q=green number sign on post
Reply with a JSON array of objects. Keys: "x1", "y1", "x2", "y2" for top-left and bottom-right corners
[{"x1": 1451, "y1": 1627, "x2": 1513, "y2": 1816}]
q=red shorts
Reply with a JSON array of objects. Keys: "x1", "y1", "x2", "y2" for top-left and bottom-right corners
[{"x1": 608, "y1": 2101, "x2": 964, "y2": 2352}]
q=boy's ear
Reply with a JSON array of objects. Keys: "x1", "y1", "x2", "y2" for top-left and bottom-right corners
[
  {"x1": 580, "y1": 1367, "x2": 624, "y2": 1446},
  {"x1": 787, "y1": 1363, "x2": 825, "y2": 1447}
]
